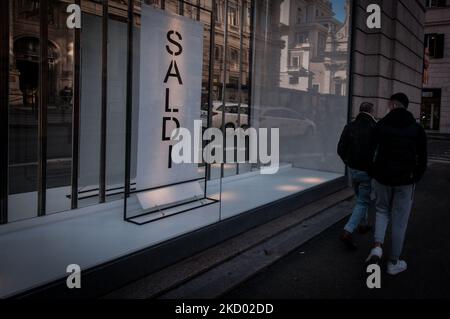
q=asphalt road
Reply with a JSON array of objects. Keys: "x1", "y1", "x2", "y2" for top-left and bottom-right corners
[{"x1": 224, "y1": 142, "x2": 450, "y2": 299}]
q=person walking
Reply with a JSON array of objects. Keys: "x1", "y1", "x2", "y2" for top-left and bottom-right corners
[
  {"x1": 366, "y1": 93, "x2": 427, "y2": 275},
  {"x1": 337, "y1": 102, "x2": 377, "y2": 250}
]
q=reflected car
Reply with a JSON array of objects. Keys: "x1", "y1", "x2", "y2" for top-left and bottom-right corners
[
  {"x1": 259, "y1": 107, "x2": 316, "y2": 137},
  {"x1": 201, "y1": 102, "x2": 249, "y2": 129}
]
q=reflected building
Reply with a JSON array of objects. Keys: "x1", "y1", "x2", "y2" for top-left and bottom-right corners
[
  {"x1": 8, "y1": 0, "x2": 75, "y2": 195},
  {"x1": 9, "y1": 0, "x2": 74, "y2": 108},
  {"x1": 251, "y1": 0, "x2": 351, "y2": 174},
  {"x1": 148, "y1": 0, "x2": 252, "y2": 104},
  {"x1": 7, "y1": 0, "x2": 252, "y2": 195},
  {"x1": 278, "y1": 0, "x2": 350, "y2": 95},
  {"x1": 9, "y1": 0, "x2": 252, "y2": 108}
]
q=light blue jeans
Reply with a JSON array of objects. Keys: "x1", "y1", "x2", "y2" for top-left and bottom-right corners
[
  {"x1": 344, "y1": 168, "x2": 372, "y2": 233},
  {"x1": 373, "y1": 180, "x2": 415, "y2": 260}
]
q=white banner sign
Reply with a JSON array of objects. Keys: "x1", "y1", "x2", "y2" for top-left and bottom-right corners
[{"x1": 136, "y1": 6, "x2": 204, "y2": 191}]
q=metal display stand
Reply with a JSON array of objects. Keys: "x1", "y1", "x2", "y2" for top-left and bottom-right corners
[{"x1": 123, "y1": 1, "x2": 219, "y2": 226}]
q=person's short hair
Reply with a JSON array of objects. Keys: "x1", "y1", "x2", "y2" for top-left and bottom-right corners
[
  {"x1": 359, "y1": 102, "x2": 374, "y2": 114},
  {"x1": 390, "y1": 92, "x2": 409, "y2": 109}
]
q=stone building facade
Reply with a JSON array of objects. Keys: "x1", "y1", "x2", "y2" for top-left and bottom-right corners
[{"x1": 351, "y1": 0, "x2": 426, "y2": 120}]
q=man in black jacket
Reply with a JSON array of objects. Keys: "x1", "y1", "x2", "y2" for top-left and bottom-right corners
[
  {"x1": 337, "y1": 102, "x2": 377, "y2": 249},
  {"x1": 366, "y1": 93, "x2": 427, "y2": 275}
]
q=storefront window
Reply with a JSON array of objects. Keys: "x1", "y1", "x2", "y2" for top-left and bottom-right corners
[
  {"x1": 252, "y1": 0, "x2": 350, "y2": 175},
  {"x1": 4, "y1": 0, "x2": 352, "y2": 233},
  {"x1": 217, "y1": 0, "x2": 352, "y2": 219}
]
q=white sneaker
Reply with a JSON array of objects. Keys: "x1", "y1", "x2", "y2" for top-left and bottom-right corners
[
  {"x1": 387, "y1": 260, "x2": 407, "y2": 275},
  {"x1": 365, "y1": 246, "x2": 383, "y2": 264}
]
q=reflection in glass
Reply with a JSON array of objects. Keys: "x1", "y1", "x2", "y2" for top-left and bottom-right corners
[
  {"x1": 45, "y1": 1, "x2": 75, "y2": 214},
  {"x1": 217, "y1": 0, "x2": 351, "y2": 220},
  {"x1": 5, "y1": 0, "x2": 352, "y2": 225},
  {"x1": 8, "y1": 0, "x2": 75, "y2": 220},
  {"x1": 252, "y1": 0, "x2": 350, "y2": 173}
]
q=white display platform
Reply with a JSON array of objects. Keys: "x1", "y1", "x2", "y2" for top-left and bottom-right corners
[
  {"x1": 7, "y1": 182, "x2": 134, "y2": 223},
  {"x1": 0, "y1": 167, "x2": 342, "y2": 297}
]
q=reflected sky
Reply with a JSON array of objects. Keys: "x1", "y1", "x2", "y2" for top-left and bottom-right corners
[{"x1": 331, "y1": 0, "x2": 347, "y2": 22}]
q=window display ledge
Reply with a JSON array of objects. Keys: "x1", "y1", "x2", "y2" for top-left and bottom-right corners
[{"x1": 0, "y1": 168, "x2": 346, "y2": 298}]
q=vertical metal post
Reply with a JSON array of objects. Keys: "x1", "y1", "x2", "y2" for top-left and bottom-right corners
[
  {"x1": 345, "y1": 0, "x2": 356, "y2": 181},
  {"x1": 0, "y1": 0, "x2": 10, "y2": 224},
  {"x1": 346, "y1": 0, "x2": 356, "y2": 125},
  {"x1": 38, "y1": 0, "x2": 49, "y2": 216},
  {"x1": 124, "y1": 0, "x2": 134, "y2": 220},
  {"x1": 71, "y1": 0, "x2": 81, "y2": 209},
  {"x1": 236, "y1": 0, "x2": 244, "y2": 174},
  {"x1": 247, "y1": 0, "x2": 254, "y2": 138},
  {"x1": 195, "y1": 0, "x2": 201, "y2": 21},
  {"x1": 205, "y1": 1, "x2": 216, "y2": 187},
  {"x1": 179, "y1": 0, "x2": 184, "y2": 15},
  {"x1": 196, "y1": 0, "x2": 201, "y2": 21},
  {"x1": 221, "y1": 0, "x2": 229, "y2": 178},
  {"x1": 99, "y1": 0, "x2": 108, "y2": 203}
]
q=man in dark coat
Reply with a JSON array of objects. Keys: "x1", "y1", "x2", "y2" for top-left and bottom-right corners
[
  {"x1": 366, "y1": 93, "x2": 427, "y2": 275},
  {"x1": 337, "y1": 102, "x2": 377, "y2": 249}
]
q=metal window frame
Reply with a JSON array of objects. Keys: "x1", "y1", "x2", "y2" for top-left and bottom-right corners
[
  {"x1": 37, "y1": 0, "x2": 49, "y2": 216},
  {"x1": 99, "y1": 0, "x2": 109, "y2": 203},
  {"x1": 206, "y1": 0, "x2": 216, "y2": 181},
  {"x1": 71, "y1": 0, "x2": 82, "y2": 209},
  {"x1": 236, "y1": 0, "x2": 244, "y2": 173},
  {"x1": 0, "y1": 0, "x2": 10, "y2": 224},
  {"x1": 345, "y1": 0, "x2": 356, "y2": 181},
  {"x1": 221, "y1": 0, "x2": 253, "y2": 175},
  {"x1": 123, "y1": 0, "x2": 134, "y2": 219},
  {"x1": 220, "y1": 0, "x2": 229, "y2": 179}
]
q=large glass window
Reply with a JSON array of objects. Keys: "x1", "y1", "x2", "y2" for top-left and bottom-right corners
[
  {"x1": 4, "y1": 0, "x2": 352, "y2": 230},
  {"x1": 426, "y1": 0, "x2": 448, "y2": 7},
  {"x1": 0, "y1": 0, "x2": 355, "y2": 299},
  {"x1": 8, "y1": 0, "x2": 75, "y2": 221},
  {"x1": 252, "y1": 0, "x2": 350, "y2": 175},
  {"x1": 425, "y1": 33, "x2": 445, "y2": 59},
  {"x1": 217, "y1": 0, "x2": 351, "y2": 219},
  {"x1": 421, "y1": 89, "x2": 441, "y2": 131}
]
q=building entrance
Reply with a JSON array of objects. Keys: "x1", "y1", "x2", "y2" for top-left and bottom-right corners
[{"x1": 421, "y1": 89, "x2": 441, "y2": 131}]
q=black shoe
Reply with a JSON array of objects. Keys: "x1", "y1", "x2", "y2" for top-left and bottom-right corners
[{"x1": 340, "y1": 231, "x2": 357, "y2": 250}]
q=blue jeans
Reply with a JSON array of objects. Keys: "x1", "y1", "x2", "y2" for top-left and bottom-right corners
[
  {"x1": 373, "y1": 180, "x2": 414, "y2": 260},
  {"x1": 344, "y1": 168, "x2": 372, "y2": 233}
]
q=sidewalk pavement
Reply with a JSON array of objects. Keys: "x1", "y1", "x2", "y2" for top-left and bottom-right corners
[{"x1": 223, "y1": 159, "x2": 450, "y2": 299}]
